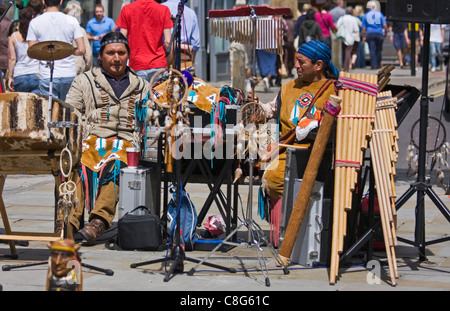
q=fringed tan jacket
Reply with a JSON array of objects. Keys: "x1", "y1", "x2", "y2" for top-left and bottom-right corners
[{"x1": 65, "y1": 66, "x2": 150, "y2": 145}]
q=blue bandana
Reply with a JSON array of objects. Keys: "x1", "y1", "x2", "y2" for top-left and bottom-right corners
[{"x1": 297, "y1": 40, "x2": 340, "y2": 78}]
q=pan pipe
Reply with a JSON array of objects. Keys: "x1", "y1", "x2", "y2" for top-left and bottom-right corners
[
  {"x1": 209, "y1": 6, "x2": 290, "y2": 54},
  {"x1": 366, "y1": 90, "x2": 400, "y2": 286},
  {"x1": 330, "y1": 73, "x2": 378, "y2": 285}
]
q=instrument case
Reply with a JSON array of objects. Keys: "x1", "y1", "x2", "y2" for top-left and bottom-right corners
[{"x1": 119, "y1": 167, "x2": 158, "y2": 219}]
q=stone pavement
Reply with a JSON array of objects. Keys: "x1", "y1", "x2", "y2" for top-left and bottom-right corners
[{"x1": 1, "y1": 65, "x2": 450, "y2": 293}]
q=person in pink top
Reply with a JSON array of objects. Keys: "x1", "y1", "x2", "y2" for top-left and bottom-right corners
[
  {"x1": 314, "y1": 3, "x2": 337, "y2": 48},
  {"x1": 116, "y1": 0, "x2": 173, "y2": 82}
]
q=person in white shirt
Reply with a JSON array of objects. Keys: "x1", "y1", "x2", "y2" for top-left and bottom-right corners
[
  {"x1": 336, "y1": 6, "x2": 360, "y2": 72},
  {"x1": 161, "y1": 0, "x2": 200, "y2": 68},
  {"x1": 429, "y1": 24, "x2": 446, "y2": 72},
  {"x1": 27, "y1": 0, "x2": 85, "y2": 100}
]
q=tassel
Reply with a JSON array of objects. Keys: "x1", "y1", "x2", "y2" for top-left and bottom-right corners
[{"x1": 233, "y1": 166, "x2": 243, "y2": 184}]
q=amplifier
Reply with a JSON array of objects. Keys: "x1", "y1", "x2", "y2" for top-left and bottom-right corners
[
  {"x1": 386, "y1": 0, "x2": 450, "y2": 23},
  {"x1": 280, "y1": 147, "x2": 334, "y2": 266}
]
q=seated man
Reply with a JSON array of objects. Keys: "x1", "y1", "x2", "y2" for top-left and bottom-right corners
[
  {"x1": 63, "y1": 32, "x2": 150, "y2": 244},
  {"x1": 255, "y1": 41, "x2": 339, "y2": 241}
]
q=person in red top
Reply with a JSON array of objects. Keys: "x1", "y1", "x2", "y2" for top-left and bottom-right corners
[
  {"x1": 314, "y1": 3, "x2": 337, "y2": 49},
  {"x1": 116, "y1": 0, "x2": 173, "y2": 82}
]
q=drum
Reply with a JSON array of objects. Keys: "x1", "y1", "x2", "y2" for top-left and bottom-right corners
[{"x1": 0, "y1": 92, "x2": 82, "y2": 174}]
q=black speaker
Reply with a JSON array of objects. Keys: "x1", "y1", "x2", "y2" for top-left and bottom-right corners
[{"x1": 386, "y1": 0, "x2": 450, "y2": 24}]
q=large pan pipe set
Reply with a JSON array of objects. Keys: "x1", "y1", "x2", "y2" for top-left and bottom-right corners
[
  {"x1": 330, "y1": 72, "x2": 378, "y2": 285},
  {"x1": 368, "y1": 90, "x2": 400, "y2": 285},
  {"x1": 209, "y1": 6, "x2": 291, "y2": 54}
]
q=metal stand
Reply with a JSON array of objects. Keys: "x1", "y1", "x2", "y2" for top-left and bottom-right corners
[
  {"x1": 340, "y1": 24, "x2": 450, "y2": 265},
  {"x1": 130, "y1": 156, "x2": 236, "y2": 281},
  {"x1": 188, "y1": 159, "x2": 289, "y2": 287},
  {"x1": 389, "y1": 24, "x2": 450, "y2": 260},
  {"x1": 129, "y1": 1, "x2": 233, "y2": 281}
]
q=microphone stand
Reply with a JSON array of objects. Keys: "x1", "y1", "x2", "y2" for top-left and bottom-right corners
[{"x1": 130, "y1": 1, "x2": 234, "y2": 281}]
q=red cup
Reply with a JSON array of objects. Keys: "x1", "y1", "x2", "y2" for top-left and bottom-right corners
[{"x1": 126, "y1": 147, "x2": 140, "y2": 168}]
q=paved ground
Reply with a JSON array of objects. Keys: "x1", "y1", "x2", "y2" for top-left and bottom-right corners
[{"x1": 1, "y1": 65, "x2": 450, "y2": 294}]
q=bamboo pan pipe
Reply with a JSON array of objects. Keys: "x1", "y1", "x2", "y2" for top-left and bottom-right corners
[
  {"x1": 329, "y1": 72, "x2": 378, "y2": 285},
  {"x1": 370, "y1": 112, "x2": 400, "y2": 285},
  {"x1": 375, "y1": 92, "x2": 399, "y2": 219}
]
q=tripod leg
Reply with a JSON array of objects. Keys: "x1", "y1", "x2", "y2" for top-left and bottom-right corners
[
  {"x1": 425, "y1": 187, "x2": 450, "y2": 222},
  {"x1": 164, "y1": 246, "x2": 184, "y2": 282},
  {"x1": 81, "y1": 262, "x2": 114, "y2": 276},
  {"x1": 184, "y1": 257, "x2": 236, "y2": 273},
  {"x1": 250, "y1": 228, "x2": 271, "y2": 287},
  {"x1": 130, "y1": 257, "x2": 166, "y2": 269},
  {"x1": 2, "y1": 260, "x2": 47, "y2": 271},
  {"x1": 248, "y1": 218, "x2": 289, "y2": 275},
  {"x1": 395, "y1": 185, "x2": 416, "y2": 210},
  {"x1": 415, "y1": 190, "x2": 427, "y2": 261},
  {"x1": 187, "y1": 223, "x2": 244, "y2": 275}
]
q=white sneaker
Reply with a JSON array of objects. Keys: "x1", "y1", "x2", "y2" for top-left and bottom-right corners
[
  {"x1": 431, "y1": 67, "x2": 436, "y2": 72},
  {"x1": 263, "y1": 77, "x2": 270, "y2": 92},
  {"x1": 246, "y1": 79, "x2": 252, "y2": 94}
]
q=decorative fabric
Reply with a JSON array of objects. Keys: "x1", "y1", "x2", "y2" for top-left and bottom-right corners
[
  {"x1": 323, "y1": 99, "x2": 342, "y2": 117},
  {"x1": 80, "y1": 135, "x2": 133, "y2": 212},
  {"x1": 100, "y1": 37, "x2": 129, "y2": 49},
  {"x1": 153, "y1": 77, "x2": 220, "y2": 113},
  {"x1": 81, "y1": 135, "x2": 134, "y2": 172},
  {"x1": 337, "y1": 76, "x2": 378, "y2": 96}
]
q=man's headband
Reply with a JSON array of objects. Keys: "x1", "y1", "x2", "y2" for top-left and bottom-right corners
[{"x1": 100, "y1": 38, "x2": 129, "y2": 49}]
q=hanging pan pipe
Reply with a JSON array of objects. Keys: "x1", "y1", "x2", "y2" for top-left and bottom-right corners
[
  {"x1": 330, "y1": 72, "x2": 378, "y2": 285},
  {"x1": 209, "y1": 6, "x2": 291, "y2": 54},
  {"x1": 366, "y1": 90, "x2": 400, "y2": 286}
]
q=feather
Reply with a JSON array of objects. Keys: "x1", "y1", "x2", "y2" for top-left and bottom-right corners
[{"x1": 233, "y1": 166, "x2": 243, "y2": 183}]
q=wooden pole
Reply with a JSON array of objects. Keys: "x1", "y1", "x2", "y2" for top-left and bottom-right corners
[{"x1": 278, "y1": 95, "x2": 342, "y2": 265}]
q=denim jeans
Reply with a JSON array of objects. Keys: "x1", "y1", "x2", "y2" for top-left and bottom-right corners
[
  {"x1": 14, "y1": 74, "x2": 40, "y2": 94},
  {"x1": 366, "y1": 33, "x2": 384, "y2": 69},
  {"x1": 429, "y1": 42, "x2": 443, "y2": 68},
  {"x1": 39, "y1": 77, "x2": 75, "y2": 101},
  {"x1": 135, "y1": 68, "x2": 164, "y2": 83}
]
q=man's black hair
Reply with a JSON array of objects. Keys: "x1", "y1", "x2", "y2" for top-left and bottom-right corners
[
  {"x1": 44, "y1": 0, "x2": 61, "y2": 7},
  {"x1": 99, "y1": 31, "x2": 130, "y2": 55}
]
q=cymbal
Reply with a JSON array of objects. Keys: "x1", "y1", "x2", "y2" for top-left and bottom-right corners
[{"x1": 28, "y1": 41, "x2": 75, "y2": 61}]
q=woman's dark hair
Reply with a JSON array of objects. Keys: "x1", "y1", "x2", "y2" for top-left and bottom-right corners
[
  {"x1": 19, "y1": 7, "x2": 34, "y2": 39},
  {"x1": 27, "y1": 0, "x2": 44, "y2": 15},
  {"x1": 99, "y1": 31, "x2": 130, "y2": 56},
  {"x1": 305, "y1": 9, "x2": 316, "y2": 20}
]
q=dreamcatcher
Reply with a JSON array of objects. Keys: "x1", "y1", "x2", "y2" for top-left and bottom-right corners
[
  {"x1": 56, "y1": 147, "x2": 78, "y2": 237},
  {"x1": 234, "y1": 100, "x2": 274, "y2": 183},
  {"x1": 406, "y1": 115, "x2": 450, "y2": 190},
  {"x1": 141, "y1": 68, "x2": 190, "y2": 168}
]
